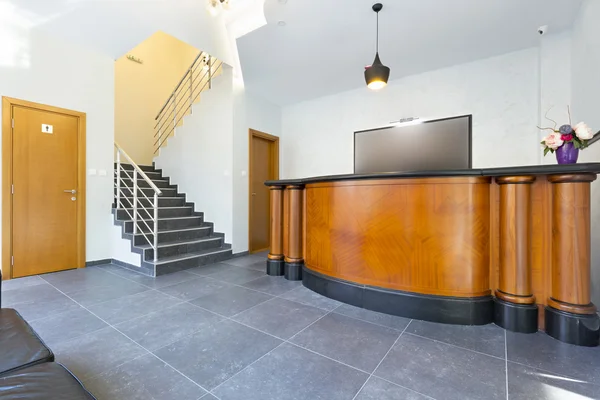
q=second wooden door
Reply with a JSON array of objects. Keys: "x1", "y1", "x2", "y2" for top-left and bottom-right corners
[{"x1": 249, "y1": 130, "x2": 279, "y2": 253}]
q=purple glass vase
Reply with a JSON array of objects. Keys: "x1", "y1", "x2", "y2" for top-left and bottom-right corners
[{"x1": 555, "y1": 142, "x2": 579, "y2": 164}]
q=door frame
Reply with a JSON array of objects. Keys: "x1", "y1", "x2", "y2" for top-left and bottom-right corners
[
  {"x1": 2, "y1": 97, "x2": 86, "y2": 280},
  {"x1": 248, "y1": 129, "x2": 279, "y2": 254}
]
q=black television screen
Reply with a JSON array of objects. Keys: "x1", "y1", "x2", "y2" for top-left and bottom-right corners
[{"x1": 354, "y1": 115, "x2": 472, "y2": 174}]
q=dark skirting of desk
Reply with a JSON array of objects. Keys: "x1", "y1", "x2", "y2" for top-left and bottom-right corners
[{"x1": 265, "y1": 163, "x2": 600, "y2": 347}]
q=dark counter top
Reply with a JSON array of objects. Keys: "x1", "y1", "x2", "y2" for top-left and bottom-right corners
[{"x1": 265, "y1": 163, "x2": 600, "y2": 186}]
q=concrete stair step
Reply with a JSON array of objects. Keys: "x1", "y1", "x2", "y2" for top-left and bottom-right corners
[
  {"x1": 143, "y1": 245, "x2": 233, "y2": 276},
  {"x1": 115, "y1": 197, "x2": 187, "y2": 208},
  {"x1": 115, "y1": 177, "x2": 173, "y2": 189},
  {"x1": 136, "y1": 236, "x2": 224, "y2": 260},
  {"x1": 114, "y1": 206, "x2": 195, "y2": 220}
]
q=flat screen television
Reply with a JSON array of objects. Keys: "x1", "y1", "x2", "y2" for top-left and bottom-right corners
[{"x1": 354, "y1": 115, "x2": 472, "y2": 174}]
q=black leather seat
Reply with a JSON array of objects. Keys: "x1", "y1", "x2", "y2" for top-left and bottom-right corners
[
  {"x1": 0, "y1": 308, "x2": 54, "y2": 376},
  {"x1": 0, "y1": 362, "x2": 96, "y2": 399}
]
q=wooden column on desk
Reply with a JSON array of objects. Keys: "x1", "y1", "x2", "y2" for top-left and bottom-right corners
[
  {"x1": 545, "y1": 173, "x2": 599, "y2": 346},
  {"x1": 266, "y1": 185, "x2": 285, "y2": 276},
  {"x1": 493, "y1": 176, "x2": 538, "y2": 333},
  {"x1": 284, "y1": 185, "x2": 304, "y2": 281}
]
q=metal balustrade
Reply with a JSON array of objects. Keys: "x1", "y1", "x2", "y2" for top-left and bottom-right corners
[
  {"x1": 114, "y1": 142, "x2": 162, "y2": 261},
  {"x1": 153, "y1": 51, "x2": 223, "y2": 154}
]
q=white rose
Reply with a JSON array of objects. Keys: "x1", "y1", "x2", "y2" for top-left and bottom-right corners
[
  {"x1": 574, "y1": 122, "x2": 594, "y2": 140},
  {"x1": 543, "y1": 132, "x2": 564, "y2": 150}
]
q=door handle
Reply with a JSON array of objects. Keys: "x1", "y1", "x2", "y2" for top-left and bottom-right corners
[
  {"x1": 64, "y1": 189, "x2": 77, "y2": 194},
  {"x1": 252, "y1": 193, "x2": 256, "y2": 196}
]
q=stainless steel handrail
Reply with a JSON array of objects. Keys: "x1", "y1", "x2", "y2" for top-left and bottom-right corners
[
  {"x1": 155, "y1": 51, "x2": 206, "y2": 120},
  {"x1": 114, "y1": 142, "x2": 162, "y2": 262},
  {"x1": 153, "y1": 50, "x2": 222, "y2": 154},
  {"x1": 154, "y1": 61, "x2": 223, "y2": 153}
]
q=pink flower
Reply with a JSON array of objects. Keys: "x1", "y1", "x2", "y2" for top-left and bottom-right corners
[
  {"x1": 561, "y1": 133, "x2": 573, "y2": 141},
  {"x1": 543, "y1": 132, "x2": 564, "y2": 150},
  {"x1": 574, "y1": 122, "x2": 594, "y2": 140}
]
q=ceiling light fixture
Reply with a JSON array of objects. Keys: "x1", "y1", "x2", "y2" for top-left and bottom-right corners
[
  {"x1": 207, "y1": 0, "x2": 231, "y2": 16},
  {"x1": 365, "y1": 3, "x2": 390, "y2": 90}
]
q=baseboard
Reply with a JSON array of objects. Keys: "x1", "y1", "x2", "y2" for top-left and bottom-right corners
[
  {"x1": 85, "y1": 259, "x2": 112, "y2": 267},
  {"x1": 232, "y1": 251, "x2": 250, "y2": 258}
]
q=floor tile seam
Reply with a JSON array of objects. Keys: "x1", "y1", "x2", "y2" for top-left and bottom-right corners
[
  {"x1": 284, "y1": 341, "x2": 372, "y2": 375},
  {"x1": 42, "y1": 324, "x2": 113, "y2": 349},
  {"x1": 0, "y1": 282, "x2": 48, "y2": 293},
  {"x1": 108, "y1": 300, "x2": 190, "y2": 327},
  {"x1": 504, "y1": 330, "x2": 509, "y2": 400},
  {"x1": 201, "y1": 274, "x2": 295, "y2": 297},
  {"x1": 187, "y1": 276, "x2": 280, "y2": 299},
  {"x1": 371, "y1": 375, "x2": 438, "y2": 400},
  {"x1": 154, "y1": 275, "x2": 209, "y2": 291},
  {"x1": 38, "y1": 279, "x2": 155, "y2": 348},
  {"x1": 147, "y1": 351, "x2": 213, "y2": 395},
  {"x1": 80, "y1": 287, "x2": 180, "y2": 309},
  {"x1": 90, "y1": 265, "x2": 157, "y2": 289},
  {"x1": 186, "y1": 302, "x2": 288, "y2": 342},
  {"x1": 81, "y1": 351, "x2": 151, "y2": 384},
  {"x1": 350, "y1": 320, "x2": 415, "y2": 400},
  {"x1": 46, "y1": 279, "x2": 212, "y2": 395},
  {"x1": 208, "y1": 340, "x2": 288, "y2": 394},
  {"x1": 504, "y1": 359, "x2": 600, "y2": 388},
  {"x1": 404, "y1": 332, "x2": 507, "y2": 362},
  {"x1": 15, "y1": 303, "x2": 88, "y2": 323},
  {"x1": 330, "y1": 309, "x2": 408, "y2": 333},
  {"x1": 46, "y1": 266, "x2": 153, "y2": 290}
]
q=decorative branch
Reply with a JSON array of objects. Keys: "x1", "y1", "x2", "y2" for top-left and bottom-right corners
[
  {"x1": 567, "y1": 105, "x2": 572, "y2": 126},
  {"x1": 544, "y1": 108, "x2": 558, "y2": 130},
  {"x1": 537, "y1": 126, "x2": 557, "y2": 132}
]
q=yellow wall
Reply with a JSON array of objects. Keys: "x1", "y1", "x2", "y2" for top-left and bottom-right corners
[{"x1": 115, "y1": 31, "x2": 200, "y2": 165}]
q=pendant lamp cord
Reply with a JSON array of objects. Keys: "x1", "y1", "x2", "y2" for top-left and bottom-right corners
[{"x1": 376, "y1": 11, "x2": 379, "y2": 53}]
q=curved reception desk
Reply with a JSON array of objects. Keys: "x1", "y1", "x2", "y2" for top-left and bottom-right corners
[{"x1": 265, "y1": 163, "x2": 600, "y2": 347}]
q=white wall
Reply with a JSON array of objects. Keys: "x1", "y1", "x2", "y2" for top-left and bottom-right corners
[
  {"x1": 155, "y1": 67, "x2": 235, "y2": 245},
  {"x1": 155, "y1": 69, "x2": 282, "y2": 254},
  {"x1": 281, "y1": 48, "x2": 539, "y2": 179},
  {"x1": 0, "y1": 30, "x2": 115, "y2": 272},
  {"x1": 571, "y1": 0, "x2": 600, "y2": 305},
  {"x1": 232, "y1": 88, "x2": 282, "y2": 253},
  {"x1": 539, "y1": 32, "x2": 572, "y2": 166}
]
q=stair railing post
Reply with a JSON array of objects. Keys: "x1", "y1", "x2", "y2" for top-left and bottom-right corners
[
  {"x1": 116, "y1": 150, "x2": 121, "y2": 209},
  {"x1": 133, "y1": 170, "x2": 138, "y2": 235},
  {"x1": 154, "y1": 192, "x2": 159, "y2": 262},
  {"x1": 189, "y1": 67, "x2": 193, "y2": 114},
  {"x1": 172, "y1": 93, "x2": 177, "y2": 130},
  {"x1": 208, "y1": 56, "x2": 212, "y2": 89}
]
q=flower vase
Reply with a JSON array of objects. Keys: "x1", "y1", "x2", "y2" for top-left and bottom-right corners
[{"x1": 555, "y1": 142, "x2": 579, "y2": 165}]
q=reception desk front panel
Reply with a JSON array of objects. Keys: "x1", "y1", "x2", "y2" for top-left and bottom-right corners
[
  {"x1": 304, "y1": 177, "x2": 491, "y2": 298},
  {"x1": 266, "y1": 163, "x2": 600, "y2": 346}
]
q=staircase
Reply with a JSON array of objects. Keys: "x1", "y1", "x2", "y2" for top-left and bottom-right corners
[{"x1": 112, "y1": 162, "x2": 232, "y2": 276}]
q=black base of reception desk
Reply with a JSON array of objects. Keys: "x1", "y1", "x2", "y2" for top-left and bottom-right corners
[
  {"x1": 266, "y1": 259, "x2": 284, "y2": 276},
  {"x1": 284, "y1": 263, "x2": 303, "y2": 281},
  {"x1": 545, "y1": 307, "x2": 600, "y2": 347},
  {"x1": 493, "y1": 298, "x2": 538, "y2": 334},
  {"x1": 303, "y1": 267, "x2": 494, "y2": 325}
]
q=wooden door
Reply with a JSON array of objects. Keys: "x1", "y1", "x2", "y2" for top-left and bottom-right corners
[
  {"x1": 11, "y1": 105, "x2": 80, "y2": 277},
  {"x1": 249, "y1": 130, "x2": 279, "y2": 253}
]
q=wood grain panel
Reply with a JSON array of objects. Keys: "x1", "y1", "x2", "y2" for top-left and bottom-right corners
[
  {"x1": 548, "y1": 174, "x2": 597, "y2": 314},
  {"x1": 529, "y1": 178, "x2": 553, "y2": 328},
  {"x1": 305, "y1": 177, "x2": 491, "y2": 297},
  {"x1": 496, "y1": 176, "x2": 536, "y2": 304},
  {"x1": 285, "y1": 185, "x2": 304, "y2": 263},
  {"x1": 267, "y1": 187, "x2": 284, "y2": 261}
]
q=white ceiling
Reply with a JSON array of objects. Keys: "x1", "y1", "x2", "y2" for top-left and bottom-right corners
[
  {"x1": 237, "y1": 0, "x2": 583, "y2": 105},
  {"x1": 5, "y1": 0, "x2": 235, "y2": 64}
]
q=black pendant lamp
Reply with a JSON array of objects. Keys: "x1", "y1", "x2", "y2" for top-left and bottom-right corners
[{"x1": 365, "y1": 3, "x2": 390, "y2": 90}]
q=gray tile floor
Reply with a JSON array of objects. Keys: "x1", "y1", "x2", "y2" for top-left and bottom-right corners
[{"x1": 2, "y1": 253, "x2": 600, "y2": 400}]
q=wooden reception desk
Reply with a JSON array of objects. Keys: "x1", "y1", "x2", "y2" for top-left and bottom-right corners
[{"x1": 266, "y1": 163, "x2": 600, "y2": 347}]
